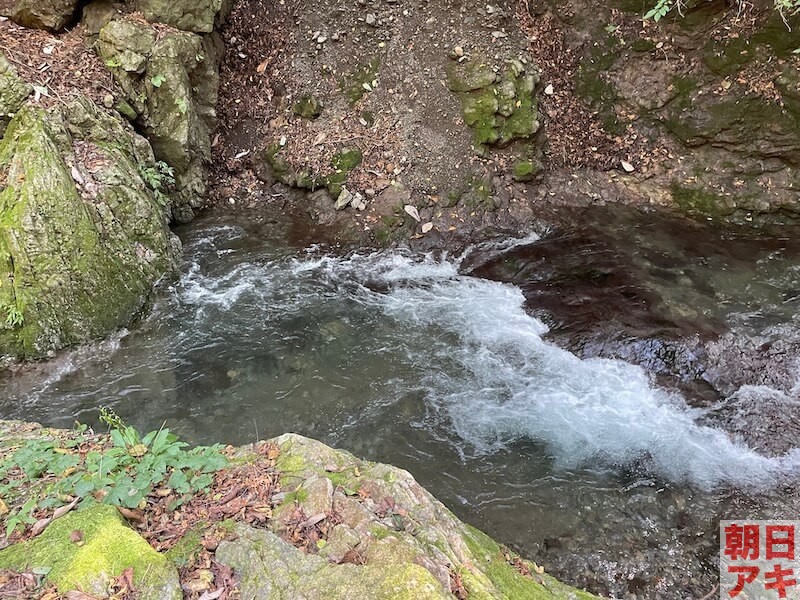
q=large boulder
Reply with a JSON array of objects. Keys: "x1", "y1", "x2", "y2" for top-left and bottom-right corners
[
  {"x1": 135, "y1": 0, "x2": 233, "y2": 33},
  {"x1": 95, "y1": 17, "x2": 222, "y2": 222},
  {"x1": 0, "y1": 96, "x2": 179, "y2": 360},
  {"x1": 2, "y1": 0, "x2": 80, "y2": 31},
  {"x1": 217, "y1": 434, "x2": 600, "y2": 600}
]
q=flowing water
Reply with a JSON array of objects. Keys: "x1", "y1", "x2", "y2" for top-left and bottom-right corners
[{"x1": 2, "y1": 208, "x2": 800, "y2": 599}]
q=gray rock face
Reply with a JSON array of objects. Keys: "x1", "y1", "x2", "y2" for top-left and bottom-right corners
[
  {"x1": 95, "y1": 17, "x2": 223, "y2": 222},
  {"x1": 3, "y1": 0, "x2": 79, "y2": 31},
  {"x1": 0, "y1": 52, "x2": 31, "y2": 135},
  {"x1": 0, "y1": 95, "x2": 179, "y2": 359},
  {"x1": 136, "y1": 0, "x2": 233, "y2": 33}
]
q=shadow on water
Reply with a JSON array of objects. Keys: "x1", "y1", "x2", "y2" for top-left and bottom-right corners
[{"x1": 1, "y1": 205, "x2": 799, "y2": 599}]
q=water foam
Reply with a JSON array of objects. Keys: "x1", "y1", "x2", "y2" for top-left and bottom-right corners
[
  {"x1": 283, "y1": 249, "x2": 800, "y2": 490},
  {"x1": 132, "y1": 226, "x2": 800, "y2": 490}
]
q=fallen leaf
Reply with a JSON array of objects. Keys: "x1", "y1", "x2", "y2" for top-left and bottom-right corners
[
  {"x1": 404, "y1": 205, "x2": 421, "y2": 222},
  {"x1": 256, "y1": 59, "x2": 269, "y2": 73},
  {"x1": 69, "y1": 530, "x2": 83, "y2": 544},
  {"x1": 421, "y1": 222, "x2": 434, "y2": 233}
]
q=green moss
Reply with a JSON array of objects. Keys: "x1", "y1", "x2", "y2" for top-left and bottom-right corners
[
  {"x1": 462, "y1": 525, "x2": 598, "y2": 600},
  {"x1": 164, "y1": 528, "x2": 204, "y2": 568},
  {"x1": 630, "y1": 38, "x2": 656, "y2": 52},
  {"x1": 0, "y1": 505, "x2": 179, "y2": 598},
  {"x1": 342, "y1": 59, "x2": 381, "y2": 105},
  {"x1": 512, "y1": 160, "x2": 541, "y2": 181},
  {"x1": 326, "y1": 148, "x2": 363, "y2": 197},
  {"x1": 292, "y1": 95, "x2": 323, "y2": 119},
  {"x1": 703, "y1": 36, "x2": 753, "y2": 76},
  {"x1": 670, "y1": 183, "x2": 731, "y2": 217},
  {"x1": 452, "y1": 59, "x2": 541, "y2": 152}
]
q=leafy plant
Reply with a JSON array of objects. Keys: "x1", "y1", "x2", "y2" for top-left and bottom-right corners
[
  {"x1": 644, "y1": 0, "x2": 676, "y2": 21},
  {"x1": 138, "y1": 160, "x2": 175, "y2": 208},
  {"x1": 174, "y1": 98, "x2": 188, "y2": 115},
  {"x1": 0, "y1": 409, "x2": 228, "y2": 538},
  {"x1": 2, "y1": 303, "x2": 23, "y2": 328},
  {"x1": 150, "y1": 74, "x2": 166, "y2": 88}
]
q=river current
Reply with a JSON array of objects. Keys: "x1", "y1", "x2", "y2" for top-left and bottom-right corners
[{"x1": 2, "y1": 209, "x2": 799, "y2": 598}]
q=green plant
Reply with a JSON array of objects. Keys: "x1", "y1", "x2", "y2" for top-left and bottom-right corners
[
  {"x1": 150, "y1": 74, "x2": 166, "y2": 88},
  {"x1": 174, "y1": 98, "x2": 188, "y2": 115},
  {"x1": 138, "y1": 161, "x2": 175, "y2": 207},
  {"x1": 0, "y1": 409, "x2": 228, "y2": 538},
  {"x1": 644, "y1": 0, "x2": 677, "y2": 21},
  {"x1": 2, "y1": 303, "x2": 23, "y2": 328}
]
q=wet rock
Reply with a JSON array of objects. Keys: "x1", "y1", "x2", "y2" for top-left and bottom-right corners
[
  {"x1": 0, "y1": 96, "x2": 178, "y2": 359},
  {"x1": 4, "y1": 0, "x2": 79, "y2": 31}
]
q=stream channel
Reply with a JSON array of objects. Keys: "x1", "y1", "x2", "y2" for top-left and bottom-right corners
[{"x1": 2, "y1": 206, "x2": 799, "y2": 598}]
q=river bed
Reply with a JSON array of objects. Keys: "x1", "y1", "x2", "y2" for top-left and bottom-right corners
[{"x1": 2, "y1": 208, "x2": 799, "y2": 599}]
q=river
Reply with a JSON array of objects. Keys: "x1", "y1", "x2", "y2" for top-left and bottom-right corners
[{"x1": 2, "y1": 207, "x2": 799, "y2": 598}]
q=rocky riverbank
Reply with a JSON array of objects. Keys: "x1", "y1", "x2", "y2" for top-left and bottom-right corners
[{"x1": 0, "y1": 419, "x2": 599, "y2": 599}]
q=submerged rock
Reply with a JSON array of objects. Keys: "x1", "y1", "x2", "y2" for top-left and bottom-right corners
[{"x1": 0, "y1": 96, "x2": 178, "y2": 359}]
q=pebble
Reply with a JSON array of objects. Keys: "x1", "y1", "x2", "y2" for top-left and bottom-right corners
[{"x1": 366, "y1": 13, "x2": 377, "y2": 26}]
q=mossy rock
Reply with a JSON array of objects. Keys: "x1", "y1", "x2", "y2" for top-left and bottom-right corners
[
  {"x1": 0, "y1": 52, "x2": 32, "y2": 136},
  {"x1": 512, "y1": 159, "x2": 542, "y2": 182},
  {"x1": 96, "y1": 17, "x2": 222, "y2": 221},
  {"x1": 0, "y1": 504, "x2": 181, "y2": 598},
  {"x1": 0, "y1": 97, "x2": 177, "y2": 359},
  {"x1": 4, "y1": 0, "x2": 79, "y2": 31},
  {"x1": 246, "y1": 434, "x2": 601, "y2": 599},
  {"x1": 135, "y1": 0, "x2": 233, "y2": 33},
  {"x1": 450, "y1": 58, "x2": 541, "y2": 152},
  {"x1": 342, "y1": 59, "x2": 381, "y2": 105},
  {"x1": 670, "y1": 183, "x2": 733, "y2": 217}
]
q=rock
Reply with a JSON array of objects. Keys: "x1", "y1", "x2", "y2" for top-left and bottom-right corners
[
  {"x1": 0, "y1": 96, "x2": 178, "y2": 359},
  {"x1": 335, "y1": 187, "x2": 354, "y2": 210},
  {"x1": 134, "y1": 0, "x2": 234, "y2": 33},
  {"x1": 0, "y1": 504, "x2": 181, "y2": 599},
  {"x1": 255, "y1": 434, "x2": 599, "y2": 600},
  {"x1": 293, "y1": 95, "x2": 324, "y2": 119},
  {"x1": 365, "y1": 13, "x2": 377, "y2": 26},
  {"x1": 81, "y1": 0, "x2": 118, "y2": 36},
  {"x1": 4, "y1": 0, "x2": 79, "y2": 31},
  {"x1": 96, "y1": 17, "x2": 223, "y2": 221},
  {"x1": 0, "y1": 52, "x2": 32, "y2": 136}
]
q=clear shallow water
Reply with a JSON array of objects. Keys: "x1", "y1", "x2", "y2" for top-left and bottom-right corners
[{"x1": 2, "y1": 212, "x2": 800, "y2": 598}]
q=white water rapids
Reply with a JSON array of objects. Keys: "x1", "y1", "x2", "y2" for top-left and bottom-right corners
[{"x1": 174, "y1": 228, "x2": 800, "y2": 491}]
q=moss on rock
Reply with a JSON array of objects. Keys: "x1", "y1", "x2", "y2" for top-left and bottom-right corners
[
  {"x1": 0, "y1": 97, "x2": 177, "y2": 359},
  {"x1": 0, "y1": 504, "x2": 181, "y2": 599},
  {"x1": 449, "y1": 58, "x2": 541, "y2": 153}
]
